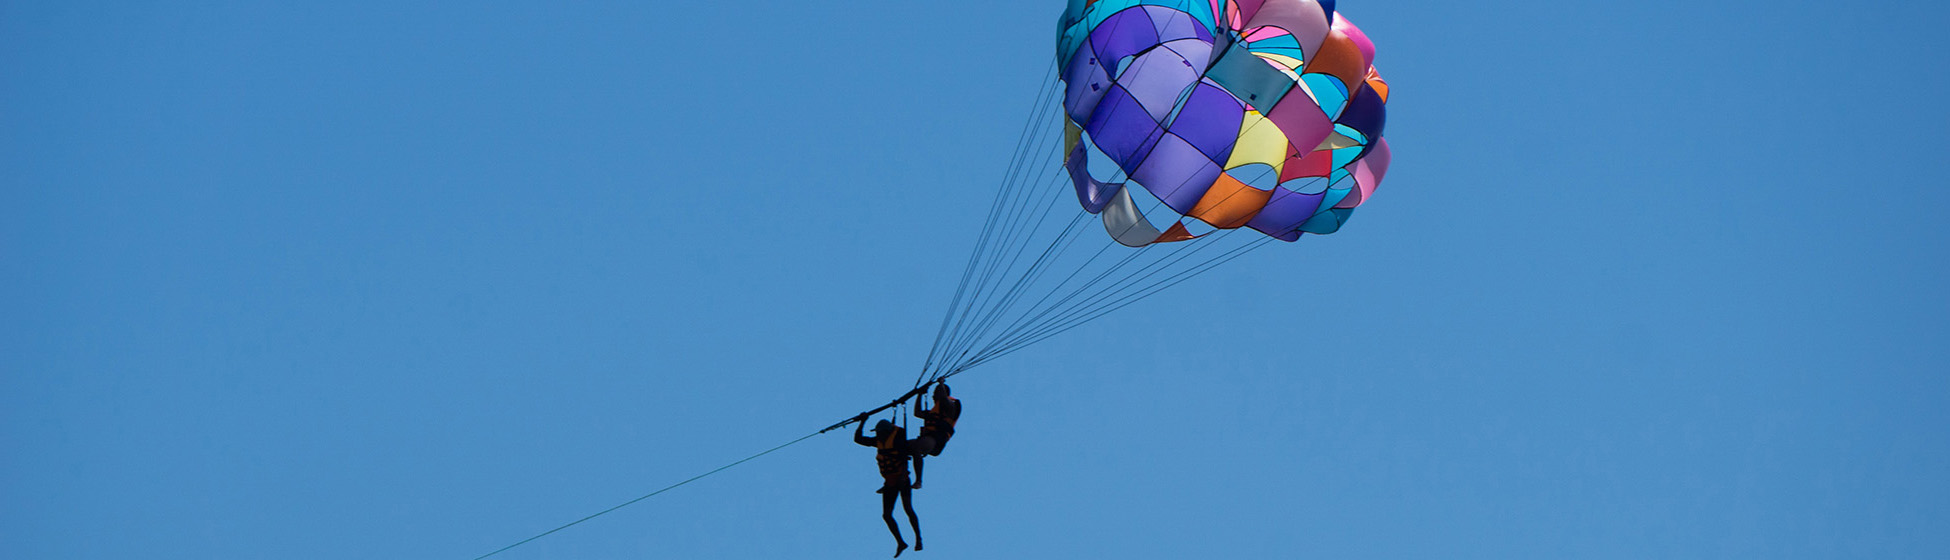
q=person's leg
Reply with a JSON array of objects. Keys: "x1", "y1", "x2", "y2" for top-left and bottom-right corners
[
  {"x1": 911, "y1": 454, "x2": 925, "y2": 489},
  {"x1": 907, "y1": 437, "x2": 935, "y2": 489},
  {"x1": 882, "y1": 488, "x2": 908, "y2": 555},
  {"x1": 900, "y1": 487, "x2": 922, "y2": 551}
]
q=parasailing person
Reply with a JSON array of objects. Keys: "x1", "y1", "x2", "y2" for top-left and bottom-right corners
[
  {"x1": 907, "y1": 382, "x2": 961, "y2": 490},
  {"x1": 854, "y1": 416, "x2": 921, "y2": 556}
]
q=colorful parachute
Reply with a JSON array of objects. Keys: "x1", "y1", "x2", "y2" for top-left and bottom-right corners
[
  {"x1": 910, "y1": 1, "x2": 1400, "y2": 381},
  {"x1": 1058, "y1": 0, "x2": 1392, "y2": 246}
]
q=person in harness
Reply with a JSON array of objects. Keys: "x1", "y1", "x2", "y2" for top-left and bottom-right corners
[
  {"x1": 907, "y1": 382, "x2": 961, "y2": 489},
  {"x1": 854, "y1": 416, "x2": 921, "y2": 557}
]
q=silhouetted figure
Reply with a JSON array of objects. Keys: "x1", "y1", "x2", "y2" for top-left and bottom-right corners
[
  {"x1": 854, "y1": 417, "x2": 921, "y2": 556},
  {"x1": 908, "y1": 383, "x2": 962, "y2": 489}
]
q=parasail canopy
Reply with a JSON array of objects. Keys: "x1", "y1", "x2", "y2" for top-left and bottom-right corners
[
  {"x1": 1058, "y1": 0, "x2": 1392, "y2": 247},
  {"x1": 912, "y1": 0, "x2": 1398, "y2": 385}
]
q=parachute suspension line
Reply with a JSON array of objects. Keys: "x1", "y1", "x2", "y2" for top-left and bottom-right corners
[
  {"x1": 935, "y1": 170, "x2": 1070, "y2": 372},
  {"x1": 927, "y1": 173, "x2": 1058, "y2": 385},
  {"x1": 970, "y1": 228, "x2": 1181, "y2": 351},
  {"x1": 922, "y1": 81, "x2": 1072, "y2": 384},
  {"x1": 928, "y1": 168, "x2": 1090, "y2": 377},
  {"x1": 930, "y1": 117, "x2": 1293, "y2": 379},
  {"x1": 981, "y1": 233, "x2": 1256, "y2": 361},
  {"x1": 939, "y1": 204, "x2": 1090, "y2": 368},
  {"x1": 941, "y1": 235, "x2": 1276, "y2": 379},
  {"x1": 921, "y1": 159, "x2": 1269, "y2": 381},
  {"x1": 921, "y1": 59, "x2": 1290, "y2": 385},
  {"x1": 928, "y1": 182, "x2": 1246, "y2": 380},
  {"x1": 939, "y1": 104, "x2": 1071, "y2": 353},
  {"x1": 989, "y1": 227, "x2": 1238, "y2": 346},
  {"x1": 926, "y1": 87, "x2": 1120, "y2": 380},
  {"x1": 919, "y1": 59, "x2": 1059, "y2": 383},
  {"x1": 936, "y1": 167, "x2": 1288, "y2": 376},
  {"x1": 944, "y1": 233, "x2": 1217, "y2": 377},
  {"x1": 930, "y1": 225, "x2": 1133, "y2": 377},
  {"x1": 957, "y1": 243, "x2": 1196, "y2": 370},
  {"x1": 918, "y1": 61, "x2": 1064, "y2": 388},
  {"x1": 1012, "y1": 166, "x2": 1301, "y2": 347},
  {"x1": 927, "y1": 181, "x2": 1086, "y2": 380}
]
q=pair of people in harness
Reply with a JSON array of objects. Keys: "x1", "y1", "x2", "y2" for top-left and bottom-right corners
[{"x1": 852, "y1": 382, "x2": 961, "y2": 557}]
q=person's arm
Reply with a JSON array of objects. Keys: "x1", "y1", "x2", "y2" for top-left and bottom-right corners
[{"x1": 853, "y1": 416, "x2": 874, "y2": 447}]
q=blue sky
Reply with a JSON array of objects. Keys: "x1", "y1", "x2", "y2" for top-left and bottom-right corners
[{"x1": 5, "y1": 1, "x2": 1947, "y2": 558}]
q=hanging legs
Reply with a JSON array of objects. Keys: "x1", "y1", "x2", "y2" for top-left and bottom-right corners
[
  {"x1": 901, "y1": 485, "x2": 921, "y2": 552},
  {"x1": 880, "y1": 484, "x2": 921, "y2": 556}
]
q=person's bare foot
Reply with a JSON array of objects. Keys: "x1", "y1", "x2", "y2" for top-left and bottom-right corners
[
  {"x1": 894, "y1": 541, "x2": 909, "y2": 558},
  {"x1": 915, "y1": 539, "x2": 924, "y2": 552}
]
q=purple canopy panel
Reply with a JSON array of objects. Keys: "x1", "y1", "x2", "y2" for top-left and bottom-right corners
[
  {"x1": 1088, "y1": 7, "x2": 1163, "y2": 68},
  {"x1": 1067, "y1": 141, "x2": 1124, "y2": 214},
  {"x1": 1062, "y1": 42, "x2": 1113, "y2": 124},
  {"x1": 1155, "y1": 37, "x2": 1216, "y2": 79},
  {"x1": 1117, "y1": 47, "x2": 1203, "y2": 122},
  {"x1": 1336, "y1": 85, "x2": 1387, "y2": 159},
  {"x1": 1130, "y1": 132, "x2": 1224, "y2": 215},
  {"x1": 1083, "y1": 85, "x2": 1166, "y2": 171},
  {"x1": 1167, "y1": 82, "x2": 1245, "y2": 164}
]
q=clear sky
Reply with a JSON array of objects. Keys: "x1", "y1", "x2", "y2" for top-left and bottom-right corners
[{"x1": 5, "y1": 1, "x2": 1948, "y2": 558}]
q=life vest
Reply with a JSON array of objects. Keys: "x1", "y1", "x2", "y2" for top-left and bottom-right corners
[
  {"x1": 874, "y1": 433, "x2": 909, "y2": 481},
  {"x1": 917, "y1": 397, "x2": 961, "y2": 441}
]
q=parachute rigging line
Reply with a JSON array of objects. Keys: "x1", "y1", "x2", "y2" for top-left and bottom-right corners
[
  {"x1": 964, "y1": 236, "x2": 1277, "y2": 374},
  {"x1": 931, "y1": 139, "x2": 1070, "y2": 371},
  {"x1": 924, "y1": 120, "x2": 1093, "y2": 369},
  {"x1": 918, "y1": 59, "x2": 1062, "y2": 386},
  {"x1": 917, "y1": 133, "x2": 1276, "y2": 382},
  {"x1": 914, "y1": 62, "x2": 1282, "y2": 386},
  {"x1": 937, "y1": 234, "x2": 1275, "y2": 382},
  {"x1": 917, "y1": 73, "x2": 1072, "y2": 384}
]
